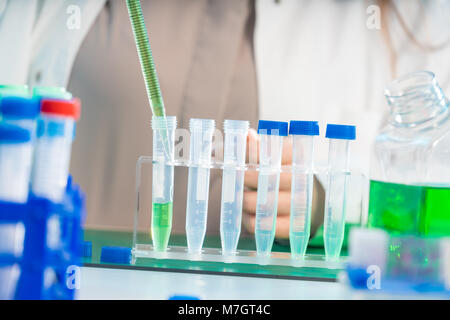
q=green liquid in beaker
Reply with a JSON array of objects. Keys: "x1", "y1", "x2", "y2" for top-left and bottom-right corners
[
  {"x1": 368, "y1": 180, "x2": 450, "y2": 236},
  {"x1": 151, "y1": 202, "x2": 173, "y2": 251}
]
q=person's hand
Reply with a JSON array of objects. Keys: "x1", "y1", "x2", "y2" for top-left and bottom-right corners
[{"x1": 242, "y1": 129, "x2": 293, "y2": 239}]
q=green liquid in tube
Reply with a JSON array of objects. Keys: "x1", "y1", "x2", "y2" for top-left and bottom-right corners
[{"x1": 152, "y1": 202, "x2": 173, "y2": 251}]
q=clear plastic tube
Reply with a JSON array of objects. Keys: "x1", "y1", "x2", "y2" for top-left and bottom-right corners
[
  {"x1": 31, "y1": 99, "x2": 80, "y2": 203},
  {"x1": 289, "y1": 121, "x2": 318, "y2": 259},
  {"x1": 220, "y1": 120, "x2": 249, "y2": 255},
  {"x1": 31, "y1": 115, "x2": 75, "y2": 202},
  {"x1": 151, "y1": 116, "x2": 177, "y2": 252},
  {"x1": 323, "y1": 124, "x2": 355, "y2": 261},
  {"x1": 186, "y1": 119, "x2": 215, "y2": 254},
  {"x1": 255, "y1": 121, "x2": 287, "y2": 257},
  {"x1": 0, "y1": 124, "x2": 32, "y2": 203}
]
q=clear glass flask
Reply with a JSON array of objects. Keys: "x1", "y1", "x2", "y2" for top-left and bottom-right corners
[{"x1": 369, "y1": 71, "x2": 450, "y2": 236}]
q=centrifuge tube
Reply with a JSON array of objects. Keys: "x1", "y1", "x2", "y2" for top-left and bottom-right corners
[
  {"x1": 31, "y1": 98, "x2": 81, "y2": 202},
  {"x1": 186, "y1": 118, "x2": 215, "y2": 254},
  {"x1": 289, "y1": 121, "x2": 319, "y2": 259},
  {"x1": 323, "y1": 124, "x2": 356, "y2": 261},
  {"x1": 0, "y1": 123, "x2": 32, "y2": 203},
  {"x1": 255, "y1": 120, "x2": 288, "y2": 257},
  {"x1": 220, "y1": 120, "x2": 249, "y2": 255},
  {"x1": 151, "y1": 116, "x2": 177, "y2": 252}
]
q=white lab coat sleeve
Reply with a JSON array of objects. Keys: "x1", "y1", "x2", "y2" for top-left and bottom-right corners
[
  {"x1": 0, "y1": 0, "x2": 38, "y2": 84},
  {"x1": 0, "y1": 0, "x2": 105, "y2": 87},
  {"x1": 28, "y1": 0, "x2": 106, "y2": 88}
]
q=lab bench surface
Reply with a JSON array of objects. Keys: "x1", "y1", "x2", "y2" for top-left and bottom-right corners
[
  {"x1": 82, "y1": 229, "x2": 350, "y2": 281},
  {"x1": 77, "y1": 266, "x2": 444, "y2": 300},
  {"x1": 80, "y1": 230, "x2": 446, "y2": 300},
  {"x1": 77, "y1": 266, "x2": 347, "y2": 300}
]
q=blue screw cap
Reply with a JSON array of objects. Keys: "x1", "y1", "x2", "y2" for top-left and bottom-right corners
[
  {"x1": 289, "y1": 121, "x2": 319, "y2": 136},
  {"x1": 82, "y1": 241, "x2": 92, "y2": 258},
  {"x1": 257, "y1": 120, "x2": 288, "y2": 137},
  {"x1": 0, "y1": 123, "x2": 31, "y2": 144},
  {"x1": 325, "y1": 124, "x2": 356, "y2": 140},
  {"x1": 100, "y1": 246, "x2": 132, "y2": 264},
  {"x1": 1, "y1": 96, "x2": 40, "y2": 119}
]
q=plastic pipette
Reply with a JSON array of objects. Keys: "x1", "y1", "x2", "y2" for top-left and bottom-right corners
[
  {"x1": 126, "y1": 0, "x2": 171, "y2": 156},
  {"x1": 126, "y1": 0, "x2": 165, "y2": 117}
]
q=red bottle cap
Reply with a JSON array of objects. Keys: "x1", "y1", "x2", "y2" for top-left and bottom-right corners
[{"x1": 41, "y1": 98, "x2": 81, "y2": 120}]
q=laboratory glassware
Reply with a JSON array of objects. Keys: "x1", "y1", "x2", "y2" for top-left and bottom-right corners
[
  {"x1": 255, "y1": 120, "x2": 288, "y2": 257},
  {"x1": 31, "y1": 98, "x2": 81, "y2": 202},
  {"x1": 0, "y1": 123, "x2": 32, "y2": 203},
  {"x1": 220, "y1": 120, "x2": 249, "y2": 255},
  {"x1": 186, "y1": 118, "x2": 215, "y2": 254},
  {"x1": 289, "y1": 120, "x2": 319, "y2": 259},
  {"x1": 151, "y1": 116, "x2": 177, "y2": 251},
  {"x1": 323, "y1": 124, "x2": 356, "y2": 261},
  {"x1": 369, "y1": 71, "x2": 450, "y2": 236}
]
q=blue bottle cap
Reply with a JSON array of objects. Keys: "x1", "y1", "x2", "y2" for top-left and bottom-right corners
[
  {"x1": 289, "y1": 121, "x2": 320, "y2": 136},
  {"x1": 168, "y1": 295, "x2": 200, "y2": 300},
  {"x1": 82, "y1": 241, "x2": 92, "y2": 258},
  {"x1": 257, "y1": 120, "x2": 288, "y2": 136},
  {"x1": 1, "y1": 96, "x2": 40, "y2": 119},
  {"x1": 100, "y1": 246, "x2": 132, "y2": 264},
  {"x1": 0, "y1": 123, "x2": 31, "y2": 144},
  {"x1": 325, "y1": 124, "x2": 356, "y2": 140}
]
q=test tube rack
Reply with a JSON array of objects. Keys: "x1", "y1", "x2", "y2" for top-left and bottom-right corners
[
  {"x1": 132, "y1": 156, "x2": 369, "y2": 270},
  {"x1": 0, "y1": 177, "x2": 85, "y2": 300}
]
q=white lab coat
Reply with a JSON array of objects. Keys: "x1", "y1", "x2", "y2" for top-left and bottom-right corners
[
  {"x1": 255, "y1": 0, "x2": 450, "y2": 176},
  {"x1": 0, "y1": 0, "x2": 449, "y2": 228},
  {"x1": 1, "y1": 0, "x2": 449, "y2": 170},
  {"x1": 0, "y1": 0, "x2": 105, "y2": 86}
]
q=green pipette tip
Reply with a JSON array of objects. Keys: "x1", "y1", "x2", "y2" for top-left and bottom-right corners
[{"x1": 126, "y1": 0, "x2": 166, "y2": 117}]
